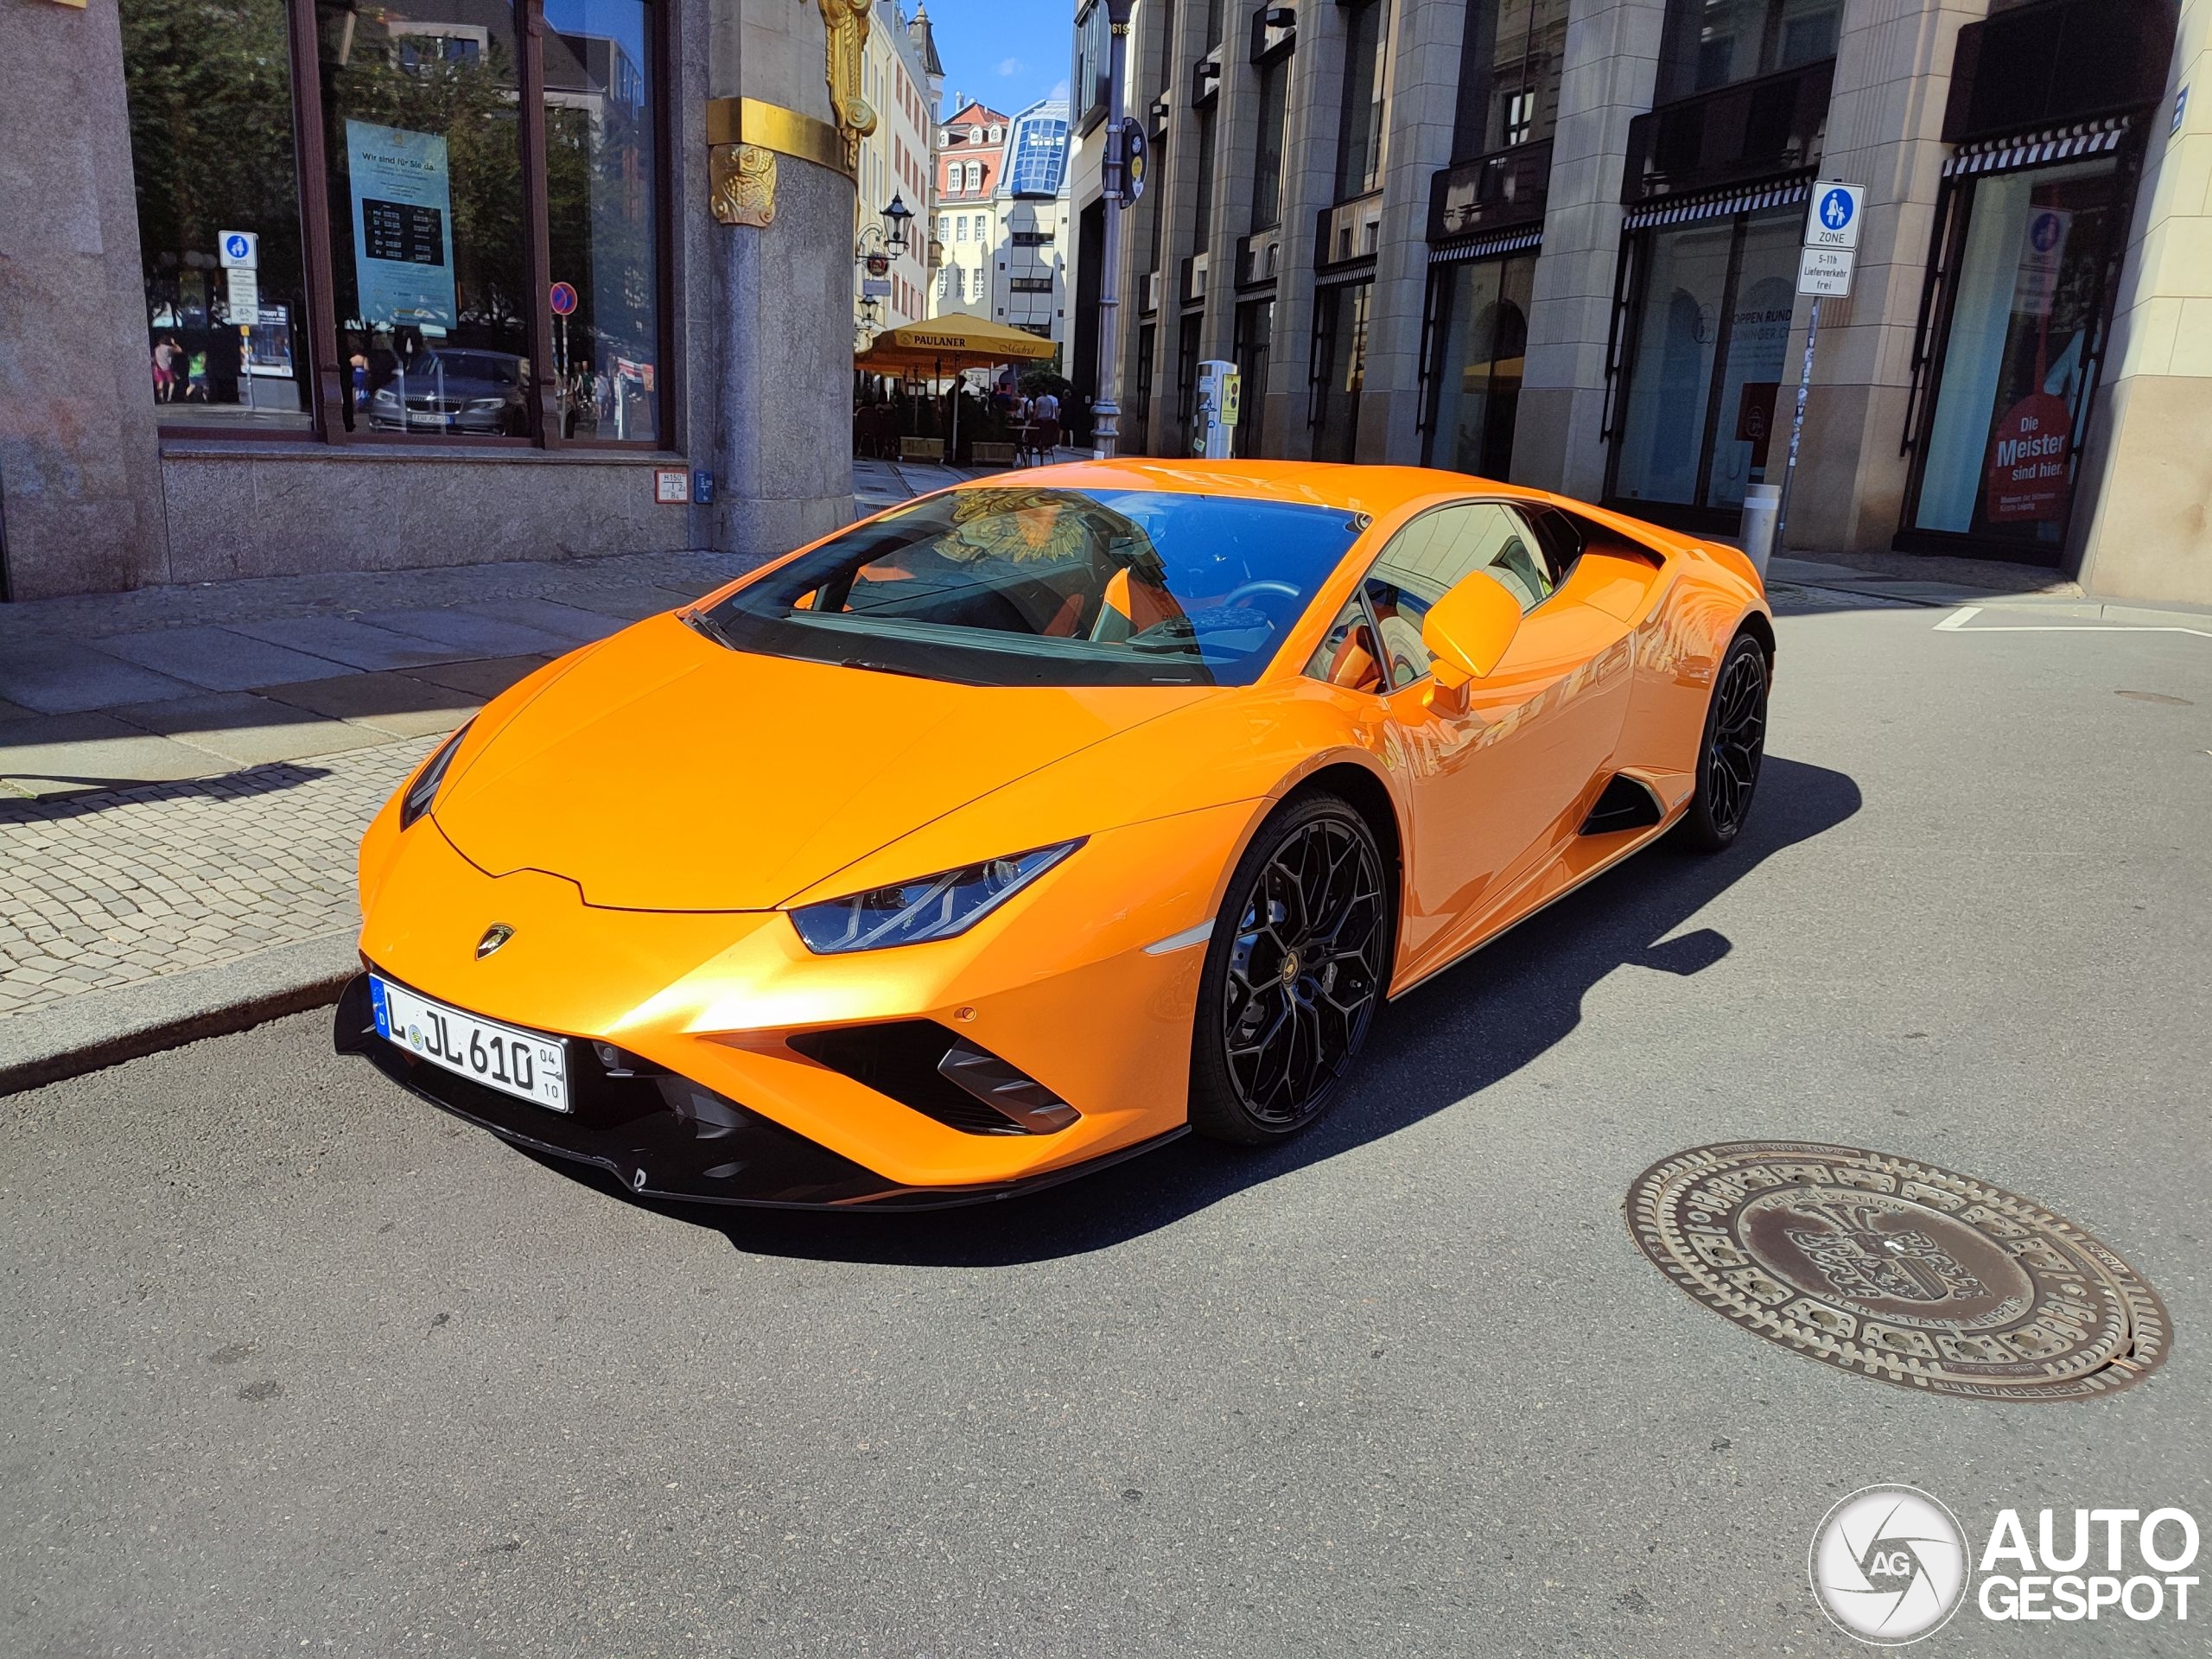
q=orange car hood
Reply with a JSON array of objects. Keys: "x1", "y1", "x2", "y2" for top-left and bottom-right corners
[{"x1": 432, "y1": 613, "x2": 1203, "y2": 912}]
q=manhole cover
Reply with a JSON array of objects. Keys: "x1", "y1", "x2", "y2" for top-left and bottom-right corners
[{"x1": 1627, "y1": 1142, "x2": 2167, "y2": 1400}]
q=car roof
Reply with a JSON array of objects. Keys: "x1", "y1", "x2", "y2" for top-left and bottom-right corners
[{"x1": 982, "y1": 458, "x2": 1545, "y2": 516}]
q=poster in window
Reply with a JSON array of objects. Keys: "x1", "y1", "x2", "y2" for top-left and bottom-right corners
[
  {"x1": 346, "y1": 119, "x2": 457, "y2": 332},
  {"x1": 1982, "y1": 391, "x2": 2073, "y2": 523}
]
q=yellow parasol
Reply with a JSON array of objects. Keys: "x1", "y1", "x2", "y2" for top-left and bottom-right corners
[{"x1": 855, "y1": 315, "x2": 1058, "y2": 374}]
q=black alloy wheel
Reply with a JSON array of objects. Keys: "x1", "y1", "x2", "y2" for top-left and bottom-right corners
[
  {"x1": 1675, "y1": 632, "x2": 1769, "y2": 852},
  {"x1": 1189, "y1": 796, "x2": 1391, "y2": 1144}
]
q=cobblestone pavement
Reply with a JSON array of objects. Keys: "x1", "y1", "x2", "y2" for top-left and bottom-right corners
[{"x1": 0, "y1": 741, "x2": 432, "y2": 1017}]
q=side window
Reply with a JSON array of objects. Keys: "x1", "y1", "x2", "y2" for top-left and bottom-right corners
[
  {"x1": 1303, "y1": 596, "x2": 1384, "y2": 695},
  {"x1": 1361, "y1": 502, "x2": 1556, "y2": 689}
]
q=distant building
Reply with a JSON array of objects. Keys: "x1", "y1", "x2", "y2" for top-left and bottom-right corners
[
  {"x1": 1065, "y1": 0, "x2": 2209, "y2": 606},
  {"x1": 855, "y1": 3, "x2": 943, "y2": 341},
  {"x1": 992, "y1": 100, "x2": 1072, "y2": 358},
  {"x1": 931, "y1": 98, "x2": 1011, "y2": 321}
]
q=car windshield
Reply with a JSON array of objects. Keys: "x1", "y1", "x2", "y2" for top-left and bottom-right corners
[
  {"x1": 427, "y1": 352, "x2": 518, "y2": 385},
  {"x1": 701, "y1": 486, "x2": 1366, "y2": 687}
]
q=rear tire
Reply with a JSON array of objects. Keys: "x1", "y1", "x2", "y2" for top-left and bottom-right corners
[
  {"x1": 1674, "y1": 632, "x2": 1769, "y2": 853},
  {"x1": 1188, "y1": 795, "x2": 1391, "y2": 1145}
]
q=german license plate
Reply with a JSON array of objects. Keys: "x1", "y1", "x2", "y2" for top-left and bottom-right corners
[{"x1": 369, "y1": 975, "x2": 569, "y2": 1113}]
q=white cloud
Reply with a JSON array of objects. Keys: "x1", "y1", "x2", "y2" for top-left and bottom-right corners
[
  {"x1": 996, "y1": 57, "x2": 1022, "y2": 76},
  {"x1": 1049, "y1": 78, "x2": 1070, "y2": 100}
]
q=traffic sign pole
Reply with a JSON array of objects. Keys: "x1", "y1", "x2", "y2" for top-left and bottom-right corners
[
  {"x1": 1775, "y1": 295, "x2": 1821, "y2": 558},
  {"x1": 1773, "y1": 181, "x2": 1865, "y2": 557}
]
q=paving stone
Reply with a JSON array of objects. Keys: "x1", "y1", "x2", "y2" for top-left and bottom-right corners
[
  {"x1": 0, "y1": 714, "x2": 232, "y2": 798},
  {"x1": 229, "y1": 614, "x2": 474, "y2": 671},
  {"x1": 404, "y1": 655, "x2": 551, "y2": 699},
  {"x1": 257, "y1": 671, "x2": 482, "y2": 740},
  {"x1": 0, "y1": 639, "x2": 199, "y2": 715},
  {"x1": 359, "y1": 608, "x2": 577, "y2": 658},
  {"x1": 96, "y1": 626, "x2": 359, "y2": 692},
  {"x1": 456, "y1": 598, "x2": 627, "y2": 646},
  {"x1": 106, "y1": 692, "x2": 389, "y2": 767}
]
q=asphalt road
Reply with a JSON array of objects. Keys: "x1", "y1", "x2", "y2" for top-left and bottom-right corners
[{"x1": 4, "y1": 591, "x2": 2209, "y2": 1657}]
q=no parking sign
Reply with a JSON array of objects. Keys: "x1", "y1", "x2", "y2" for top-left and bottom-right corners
[{"x1": 550, "y1": 281, "x2": 578, "y2": 316}]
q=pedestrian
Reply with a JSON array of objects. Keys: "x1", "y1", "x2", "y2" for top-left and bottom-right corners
[
  {"x1": 186, "y1": 349, "x2": 209, "y2": 402},
  {"x1": 152, "y1": 336, "x2": 177, "y2": 403}
]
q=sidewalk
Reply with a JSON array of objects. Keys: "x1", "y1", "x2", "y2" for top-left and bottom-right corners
[{"x1": 0, "y1": 457, "x2": 1051, "y2": 1089}]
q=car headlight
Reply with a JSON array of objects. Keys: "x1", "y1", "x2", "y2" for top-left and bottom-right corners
[
  {"x1": 372, "y1": 387, "x2": 399, "y2": 404},
  {"x1": 399, "y1": 721, "x2": 473, "y2": 830},
  {"x1": 789, "y1": 841, "x2": 1083, "y2": 954},
  {"x1": 465, "y1": 397, "x2": 507, "y2": 412}
]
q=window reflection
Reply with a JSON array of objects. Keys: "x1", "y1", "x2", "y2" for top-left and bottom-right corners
[
  {"x1": 319, "y1": 0, "x2": 531, "y2": 437},
  {"x1": 1658, "y1": 0, "x2": 1841, "y2": 103},
  {"x1": 122, "y1": 0, "x2": 314, "y2": 430},
  {"x1": 545, "y1": 0, "x2": 662, "y2": 442}
]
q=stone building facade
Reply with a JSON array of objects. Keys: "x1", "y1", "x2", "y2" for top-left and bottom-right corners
[
  {"x1": 0, "y1": 0, "x2": 908, "y2": 601},
  {"x1": 1070, "y1": 0, "x2": 2209, "y2": 602}
]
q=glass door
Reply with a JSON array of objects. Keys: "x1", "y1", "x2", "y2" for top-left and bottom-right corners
[
  {"x1": 1906, "y1": 156, "x2": 2124, "y2": 560},
  {"x1": 1425, "y1": 252, "x2": 1535, "y2": 480}
]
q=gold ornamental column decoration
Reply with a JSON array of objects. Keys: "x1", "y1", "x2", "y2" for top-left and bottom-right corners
[
  {"x1": 818, "y1": 0, "x2": 877, "y2": 169},
  {"x1": 710, "y1": 144, "x2": 778, "y2": 226}
]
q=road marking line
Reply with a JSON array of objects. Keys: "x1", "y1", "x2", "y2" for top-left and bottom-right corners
[{"x1": 1935, "y1": 603, "x2": 2212, "y2": 639}]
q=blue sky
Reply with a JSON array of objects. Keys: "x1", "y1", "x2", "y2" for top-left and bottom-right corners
[{"x1": 918, "y1": 1, "x2": 1072, "y2": 120}]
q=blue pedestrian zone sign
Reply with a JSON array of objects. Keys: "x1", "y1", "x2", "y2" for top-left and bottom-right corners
[{"x1": 1804, "y1": 181, "x2": 1864, "y2": 251}]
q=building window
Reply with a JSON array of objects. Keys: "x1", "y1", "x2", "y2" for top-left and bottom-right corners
[
  {"x1": 1192, "y1": 106, "x2": 1218, "y2": 252},
  {"x1": 1656, "y1": 0, "x2": 1841, "y2": 105},
  {"x1": 1250, "y1": 53, "x2": 1289, "y2": 233},
  {"x1": 1452, "y1": 0, "x2": 1568, "y2": 161},
  {"x1": 120, "y1": 0, "x2": 667, "y2": 448},
  {"x1": 1134, "y1": 319, "x2": 1157, "y2": 453},
  {"x1": 124, "y1": 0, "x2": 313, "y2": 430},
  {"x1": 1176, "y1": 311, "x2": 1203, "y2": 439},
  {"x1": 1336, "y1": 0, "x2": 1389, "y2": 200},
  {"x1": 1009, "y1": 276, "x2": 1054, "y2": 294},
  {"x1": 543, "y1": 0, "x2": 664, "y2": 442},
  {"x1": 966, "y1": 160, "x2": 982, "y2": 192},
  {"x1": 1610, "y1": 209, "x2": 1799, "y2": 520},
  {"x1": 1313, "y1": 281, "x2": 1371, "y2": 462},
  {"x1": 1904, "y1": 154, "x2": 2127, "y2": 561},
  {"x1": 1424, "y1": 253, "x2": 1535, "y2": 480},
  {"x1": 956, "y1": 217, "x2": 969, "y2": 241},
  {"x1": 1234, "y1": 296, "x2": 1273, "y2": 457},
  {"x1": 1007, "y1": 113, "x2": 1071, "y2": 198},
  {"x1": 1075, "y1": 2, "x2": 1111, "y2": 129}
]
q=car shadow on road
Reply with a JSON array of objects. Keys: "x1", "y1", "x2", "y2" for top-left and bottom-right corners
[{"x1": 590, "y1": 754, "x2": 1861, "y2": 1267}]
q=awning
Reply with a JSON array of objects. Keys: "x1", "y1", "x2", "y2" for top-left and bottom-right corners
[
  {"x1": 1942, "y1": 116, "x2": 2133, "y2": 177},
  {"x1": 856, "y1": 316, "x2": 1057, "y2": 374}
]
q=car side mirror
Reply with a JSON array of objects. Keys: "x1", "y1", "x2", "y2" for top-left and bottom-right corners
[{"x1": 1421, "y1": 572, "x2": 1522, "y2": 716}]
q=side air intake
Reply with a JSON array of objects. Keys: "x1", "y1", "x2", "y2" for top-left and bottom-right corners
[
  {"x1": 1580, "y1": 774, "x2": 1664, "y2": 836},
  {"x1": 788, "y1": 1022, "x2": 1078, "y2": 1135}
]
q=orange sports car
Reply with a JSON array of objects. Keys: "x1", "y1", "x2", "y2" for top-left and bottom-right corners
[{"x1": 335, "y1": 461, "x2": 1772, "y2": 1208}]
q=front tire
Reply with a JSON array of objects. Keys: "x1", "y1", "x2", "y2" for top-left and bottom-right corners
[
  {"x1": 1188, "y1": 795, "x2": 1391, "y2": 1144},
  {"x1": 1674, "y1": 632, "x2": 1769, "y2": 852}
]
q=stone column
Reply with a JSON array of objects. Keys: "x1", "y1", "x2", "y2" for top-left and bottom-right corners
[
  {"x1": 1516, "y1": 0, "x2": 1666, "y2": 499},
  {"x1": 709, "y1": 1, "x2": 859, "y2": 556},
  {"x1": 1358, "y1": 0, "x2": 1468, "y2": 464},
  {"x1": 1778, "y1": 0, "x2": 1981, "y2": 556},
  {"x1": 2071, "y1": 0, "x2": 2212, "y2": 603},
  {"x1": 0, "y1": 0, "x2": 170, "y2": 598}
]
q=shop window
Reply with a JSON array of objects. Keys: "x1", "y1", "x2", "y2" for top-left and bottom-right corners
[
  {"x1": 1611, "y1": 209, "x2": 1797, "y2": 520},
  {"x1": 120, "y1": 0, "x2": 670, "y2": 449},
  {"x1": 1424, "y1": 253, "x2": 1534, "y2": 480},
  {"x1": 1234, "y1": 297, "x2": 1274, "y2": 458},
  {"x1": 123, "y1": 0, "x2": 314, "y2": 430},
  {"x1": 1905, "y1": 155, "x2": 2125, "y2": 559},
  {"x1": 1336, "y1": 0, "x2": 1389, "y2": 200},
  {"x1": 544, "y1": 0, "x2": 663, "y2": 442},
  {"x1": 320, "y1": 0, "x2": 531, "y2": 439},
  {"x1": 1313, "y1": 281, "x2": 1372, "y2": 463},
  {"x1": 1656, "y1": 0, "x2": 1841, "y2": 105}
]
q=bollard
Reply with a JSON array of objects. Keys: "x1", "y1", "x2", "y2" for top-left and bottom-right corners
[{"x1": 1738, "y1": 484, "x2": 1781, "y2": 580}]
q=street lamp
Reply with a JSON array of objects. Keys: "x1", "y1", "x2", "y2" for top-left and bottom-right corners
[
  {"x1": 882, "y1": 193, "x2": 914, "y2": 257},
  {"x1": 1092, "y1": 0, "x2": 1135, "y2": 459}
]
